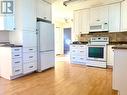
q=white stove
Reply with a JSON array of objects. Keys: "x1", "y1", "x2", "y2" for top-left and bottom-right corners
[{"x1": 86, "y1": 37, "x2": 109, "y2": 68}]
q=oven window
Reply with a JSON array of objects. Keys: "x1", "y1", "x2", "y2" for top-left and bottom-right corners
[{"x1": 88, "y1": 47, "x2": 104, "y2": 58}]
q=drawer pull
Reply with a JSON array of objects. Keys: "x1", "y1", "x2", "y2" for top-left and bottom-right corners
[
  {"x1": 14, "y1": 49, "x2": 20, "y2": 51},
  {"x1": 73, "y1": 57, "x2": 75, "y2": 59},
  {"x1": 29, "y1": 66, "x2": 34, "y2": 68},
  {"x1": 80, "y1": 51, "x2": 84, "y2": 52},
  {"x1": 29, "y1": 56, "x2": 33, "y2": 58},
  {"x1": 15, "y1": 61, "x2": 20, "y2": 63},
  {"x1": 80, "y1": 58, "x2": 84, "y2": 60},
  {"x1": 15, "y1": 55, "x2": 20, "y2": 57},
  {"x1": 29, "y1": 49, "x2": 33, "y2": 50},
  {"x1": 15, "y1": 69, "x2": 20, "y2": 72}
]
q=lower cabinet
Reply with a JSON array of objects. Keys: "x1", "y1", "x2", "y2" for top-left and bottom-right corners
[
  {"x1": 23, "y1": 47, "x2": 37, "y2": 74},
  {"x1": 0, "y1": 47, "x2": 23, "y2": 80},
  {"x1": 70, "y1": 45, "x2": 87, "y2": 65}
]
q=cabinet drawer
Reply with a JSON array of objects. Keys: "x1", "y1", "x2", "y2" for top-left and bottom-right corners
[
  {"x1": 12, "y1": 47, "x2": 22, "y2": 53},
  {"x1": 70, "y1": 49, "x2": 78, "y2": 54},
  {"x1": 78, "y1": 50, "x2": 86, "y2": 56},
  {"x1": 12, "y1": 66, "x2": 22, "y2": 76},
  {"x1": 70, "y1": 56, "x2": 78, "y2": 62},
  {"x1": 70, "y1": 45, "x2": 78, "y2": 49},
  {"x1": 23, "y1": 62, "x2": 37, "y2": 74},
  {"x1": 79, "y1": 45, "x2": 86, "y2": 49},
  {"x1": 77, "y1": 57, "x2": 86, "y2": 62},
  {"x1": 23, "y1": 53, "x2": 37, "y2": 62},
  {"x1": 23, "y1": 47, "x2": 37, "y2": 53},
  {"x1": 12, "y1": 58, "x2": 22, "y2": 67},
  {"x1": 12, "y1": 52, "x2": 22, "y2": 58}
]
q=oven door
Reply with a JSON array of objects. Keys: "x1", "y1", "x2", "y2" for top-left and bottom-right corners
[{"x1": 87, "y1": 45, "x2": 107, "y2": 61}]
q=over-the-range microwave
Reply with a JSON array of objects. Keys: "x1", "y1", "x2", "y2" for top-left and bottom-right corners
[{"x1": 89, "y1": 23, "x2": 109, "y2": 32}]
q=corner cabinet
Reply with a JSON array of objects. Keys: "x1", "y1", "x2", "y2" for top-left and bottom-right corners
[
  {"x1": 37, "y1": 0, "x2": 52, "y2": 21},
  {"x1": 121, "y1": 0, "x2": 127, "y2": 31},
  {"x1": 73, "y1": 9, "x2": 90, "y2": 34}
]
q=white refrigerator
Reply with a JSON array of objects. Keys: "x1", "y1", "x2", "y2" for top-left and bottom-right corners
[{"x1": 37, "y1": 21, "x2": 55, "y2": 72}]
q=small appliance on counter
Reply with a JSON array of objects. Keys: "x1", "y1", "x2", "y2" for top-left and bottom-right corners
[{"x1": 86, "y1": 37, "x2": 109, "y2": 68}]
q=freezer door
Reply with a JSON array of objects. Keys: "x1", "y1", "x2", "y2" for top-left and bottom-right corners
[
  {"x1": 38, "y1": 22, "x2": 54, "y2": 51},
  {"x1": 38, "y1": 51, "x2": 55, "y2": 71}
]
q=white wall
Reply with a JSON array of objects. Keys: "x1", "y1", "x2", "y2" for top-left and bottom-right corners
[{"x1": 0, "y1": 32, "x2": 9, "y2": 42}]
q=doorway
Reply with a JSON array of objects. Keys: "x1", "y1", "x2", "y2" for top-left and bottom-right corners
[{"x1": 64, "y1": 28, "x2": 71, "y2": 54}]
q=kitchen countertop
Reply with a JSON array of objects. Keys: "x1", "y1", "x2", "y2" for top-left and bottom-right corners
[
  {"x1": 112, "y1": 44, "x2": 127, "y2": 49},
  {"x1": 0, "y1": 44, "x2": 22, "y2": 47}
]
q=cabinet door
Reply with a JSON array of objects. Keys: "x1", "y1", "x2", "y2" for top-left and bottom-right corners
[
  {"x1": 15, "y1": 0, "x2": 36, "y2": 31},
  {"x1": 37, "y1": 0, "x2": 52, "y2": 21},
  {"x1": 121, "y1": 0, "x2": 127, "y2": 31},
  {"x1": 23, "y1": 31, "x2": 37, "y2": 47},
  {"x1": 0, "y1": 15, "x2": 15, "y2": 31},
  {"x1": 73, "y1": 10, "x2": 81, "y2": 34},
  {"x1": 90, "y1": 5, "x2": 108, "y2": 25},
  {"x1": 109, "y1": 3, "x2": 120, "y2": 32},
  {"x1": 80, "y1": 9, "x2": 90, "y2": 34}
]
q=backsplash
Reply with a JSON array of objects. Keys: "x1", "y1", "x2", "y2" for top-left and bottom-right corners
[
  {"x1": 79, "y1": 32, "x2": 127, "y2": 43},
  {"x1": 0, "y1": 32, "x2": 9, "y2": 42}
]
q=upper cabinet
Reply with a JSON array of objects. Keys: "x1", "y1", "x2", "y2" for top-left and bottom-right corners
[
  {"x1": 90, "y1": 5, "x2": 109, "y2": 26},
  {"x1": 0, "y1": 0, "x2": 36, "y2": 31},
  {"x1": 0, "y1": 0, "x2": 15, "y2": 31},
  {"x1": 109, "y1": 3, "x2": 121, "y2": 32},
  {"x1": 121, "y1": 0, "x2": 127, "y2": 31},
  {"x1": 15, "y1": 0, "x2": 36, "y2": 31},
  {"x1": 73, "y1": 9, "x2": 90, "y2": 34},
  {"x1": 37, "y1": 0, "x2": 52, "y2": 21}
]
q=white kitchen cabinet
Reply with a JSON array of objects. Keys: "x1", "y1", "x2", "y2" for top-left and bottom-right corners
[
  {"x1": 73, "y1": 9, "x2": 90, "y2": 34},
  {"x1": 0, "y1": 15, "x2": 15, "y2": 31},
  {"x1": 90, "y1": 5, "x2": 108, "y2": 26},
  {"x1": 70, "y1": 45, "x2": 87, "y2": 65},
  {"x1": 107, "y1": 45, "x2": 114, "y2": 66},
  {"x1": 37, "y1": 0, "x2": 52, "y2": 21},
  {"x1": 15, "y1": 0, "x2": 36, "y2": 31},
  {"x1": 0, "y1": 0, "x2": 36, "y2": 31},
  {"x1": 109, "y1": 3, "x2": 121, "y2": 32},
  {"x1": 0, "y1": 47, "x2": 23, "y2": 80},
  {"x1": 113, "y1": 49, "x2": 127, "y2": 95},
  {"x1": 121, "y1": 0, "x2": 127, "y2": 31}
]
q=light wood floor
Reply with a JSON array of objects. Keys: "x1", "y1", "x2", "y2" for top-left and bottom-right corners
[{"x1": 0, "y1": 58, "x2": 117, "y2": 95}]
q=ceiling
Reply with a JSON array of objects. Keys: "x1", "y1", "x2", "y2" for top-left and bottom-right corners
[{"x1": 50, "y1": 0, "x2": 124, "y2": 24}]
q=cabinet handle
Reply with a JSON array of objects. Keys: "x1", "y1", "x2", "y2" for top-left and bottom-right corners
[
  {"x1": 15, "y1": 55, "x2": 20, "y2": 57},
  {"x1": 15, "y1": 69, "x2": 20, "y2": 72},
  {"x1": 29, "y1": 66, "x2": 33, "y2": 68},
  {"x1": 73, "y1": 57, "x2": 75, "y2": 59},
  {"x1": 80, "y1": 51, "x2": 84, "y2": 52},
  {"x1": 44, "y1": 17, "x2": 47, "y2": 19},
  {"x1": 96, "y1": 19, "x2": 100, "y2": 21},
  {"x1": 29, "y1": 49, "x2": 33, "y2": 50},
  {"x1": 29, "y1": 56, "x2": 33, "y2": 58},
  {"x1": 13, "y1": 28, "x2": 16, "y2": 30},
  {"x1": 15, "y1": 61, "x2": 20, "y2": 63},
  {"x1": 80, "y1": 58, "x2": 84, "y2": 60},
  {"x1": 14, "y1": 49, "x2": 20, "y2": 51}
]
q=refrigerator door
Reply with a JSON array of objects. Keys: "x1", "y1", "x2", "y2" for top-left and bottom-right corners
[
  {"x1": 38, "y1": 22, "x2": 54, "y2": 51},
  {"x1": 38, "y1": 51, "x2": 55, "y2": 72}
]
